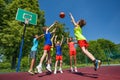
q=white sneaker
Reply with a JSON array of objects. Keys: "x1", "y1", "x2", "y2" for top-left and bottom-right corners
[
  {"x1": 36, "y1": 65, "x2": 42, "y2": 73},
  {"x1": 46, "y1": 65, "x2": 52, "y2": 72},
  {"x1": 74, "y1": 67, "x2": 78, "y2": 72},
  {"x1": 70, "y1": 67, "x2": 74, "y2": 72},
  {"x1": 54, "y1": 70, "x2": 57, "y2": 74},
  {"x1": 59, "y1": 68, "x2": 63, "y2": 73}
]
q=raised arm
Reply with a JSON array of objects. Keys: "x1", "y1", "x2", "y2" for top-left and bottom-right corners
[
  {"x1": 67, "y1": 37, "x2": 69, "y2": 44},
  {"x1": 60, "y1": 35, "x2": 64, "y2": 46},
  {"x1": 51, "y1": 28, "x2": 56, "y2": 34},
  {"x1": 54, "y1": 35, "x2": 57, "y2": 44},
  {"x1": 48, "y1": 21, "x2": 57, "y2": 31},
  {"x1": 69, "y1": 13, "x2": 77, "y2": 26},
  {"x1": 36, "y1": 34, "x2": 44, "y2": 40},
  {"x1": 51, "y1": 33, "x2": 55, "y2": 46}
]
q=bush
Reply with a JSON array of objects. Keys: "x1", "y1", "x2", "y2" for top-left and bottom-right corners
[
  {"x1": 21, "y1": 57, "x2": 29, "y2": 69},
  {"x1": 0, "y1": 62, "x2": 11, "y2": 69}
]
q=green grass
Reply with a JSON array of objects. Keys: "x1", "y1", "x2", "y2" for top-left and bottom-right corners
[
  {"x1": 0, "y1": 61, "x2": 120, "y2": 73},
  {"x1": 0, "y1": 68, "x2": 16, "y2": 74}
]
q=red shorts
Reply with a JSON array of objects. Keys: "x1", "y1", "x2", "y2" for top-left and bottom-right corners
[
  {"x1": 69, "y1": 50, "x2": 76, "y2": 56},
  {"x1": 78, "y1": 40, "x2": 89, "y2": 48},
  {"x1": 56, "y1": 55, "x2": 62, "y2": 60},
  {"x1": 44, "y1": 45, "x2": 51, "y2": 51}
]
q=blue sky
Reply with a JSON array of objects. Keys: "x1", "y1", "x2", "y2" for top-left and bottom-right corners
[{"x1": 38, "y1": 0, "x2": 120, "y2": 44}]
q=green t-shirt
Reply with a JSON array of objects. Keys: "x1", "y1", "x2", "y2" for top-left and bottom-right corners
[{"x1": 74, "y1": 25, "x2": 86, "y2": 40}]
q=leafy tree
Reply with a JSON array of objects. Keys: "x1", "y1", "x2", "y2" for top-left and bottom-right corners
[
  {"x1": 0, "y1": 0, "x2": 6, "y2": 29},
  {"x1": 88, "y1": 40, "x2": 106, "y2": 61},
  {"x1": 0, "y1": 0, "x2": 45, "y2": 69},
  {"x1": 97, "y1": 39, "x2": 119, "y2": 55},
  {"x1": 4, "y1": 0, "x2": 12, "y2": 4}
]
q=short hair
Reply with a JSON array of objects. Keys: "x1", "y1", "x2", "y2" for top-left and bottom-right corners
[{"x1": 42, "y1": 27, "x2": 48, "y2": 31}]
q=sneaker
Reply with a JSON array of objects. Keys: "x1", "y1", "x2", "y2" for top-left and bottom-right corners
[
  {"x1": 28, "y1": 70, "x2": 34, "y2": 75},
  {"x1": 74, "y1": 67, "x2": 78, "y2": 72},
  {"x1": 59, "y1": 68, "x2": 63, "y2": 73},
  {"x1": 34, "y1": 68, "x2": 38, "y2": 74},
  {"x1": 36, "y1": 65, "x2": 42, "y2": 73},
  {"x1": 94, "y1": 60, "x2": 101, "y2": 71},
  {"x1": 46, "y1": 65, "x2": 52, "y2": 72},
  {"x1": 70, "y1": 67, "x2": 74, "y2": 72},
  {"x1": 54, "y1": 70, "x2": 57, "y2": 74}
]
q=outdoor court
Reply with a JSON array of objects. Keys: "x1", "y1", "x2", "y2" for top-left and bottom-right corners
[{"x1": 0, "y1": 66, "x2": 120, "y2": 80}]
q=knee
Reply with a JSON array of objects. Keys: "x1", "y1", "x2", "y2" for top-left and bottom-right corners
[
  {"x1": 60, "y1": 60, "x2": 63, "y2": 64},
  {"x1": 82, "y1": 49, "x2": 87, "y2": 54},
  {"x1": 74, "y1": 58, "x2": 76, "y2": 61}
]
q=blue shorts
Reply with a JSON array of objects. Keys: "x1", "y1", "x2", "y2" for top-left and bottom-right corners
[{"x1": 30, "y1": 51, "x2": 37, "y2": 59}]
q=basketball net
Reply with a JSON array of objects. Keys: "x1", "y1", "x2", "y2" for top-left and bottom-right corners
[{"x1": 25, "y1": 19, "x2": 29, "y2": 24}]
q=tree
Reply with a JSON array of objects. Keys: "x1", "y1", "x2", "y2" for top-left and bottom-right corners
[
  {"x1": 0, "y1": 0, "x2": 6, "y2": 29},
  {"x1": 88, "y1": 40, "x2": 106, "y2": 61},
  {"x1": 97, "y1": 39, "x2": 120, "y2": 59},
  {"x1": 4, "y1": 0, "x2": 12, "y2": 4},
  {"x1": 0, "y1": 0, "x2": 45, "y2": 69}
]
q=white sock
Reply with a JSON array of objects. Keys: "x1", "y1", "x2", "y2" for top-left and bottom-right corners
[
  {"x1": 59, "y1": 67, "x2": 62, "y2": 70},
  {"x1": 39, "y1": 63, "x2": 42, "y2": 67},
  {"x1": 47, "y1": 64, "x2": 50, "y2": 67}
]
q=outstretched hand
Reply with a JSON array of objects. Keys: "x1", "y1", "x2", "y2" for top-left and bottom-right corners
[
  {"x1": 54, "y1": 21, "x2": 58, "y2": 24},
  {"x1": 55, "y1": 35, "x2": 58, "y2": 38},
  {"x1": 69, "y1": 12, "x2": 73, "y2": 18},
  {"x1": 69, "y1": 12, "x2": 74, "y2": 22},
  {"x1": 69, "y1": 12, "x2": 77, "y2": 26},
  {"x1": 69, "y1": 12, "x2": 72, "y2": 16}
]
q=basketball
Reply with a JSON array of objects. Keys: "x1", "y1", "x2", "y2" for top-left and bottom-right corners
[{"x1": 59, "y1": 12, "x2": 65, "y2": 18}]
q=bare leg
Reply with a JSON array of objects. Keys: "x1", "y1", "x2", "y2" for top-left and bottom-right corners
[
  {"x1": 81, "y1": 47, "x2": 101, "y2": 71},
  {"x1": 45, "y1": 54, "x2": 48, "y2": 64},
  {"x1": 73, "y1": 55, "x2": 77, "y2": 72},
  {"x1": 36, "y1": 50, "x2": 48, "y2": 73},
  {"x1": 81, "y1": 47, "x2": 95, "y2": 61},
  {"x1": 29, "y1": 58, "x2": 35, "y2": 71},
  {"x1": 73, "y1": 55, "x2": 77, "y2": 67},
  {"x1": 47, "y1": 51, "x2": 51, "y2": 64},
  {"x1": 54, "y1": 60, "x2": 58, "y2": 74},
  {"x1": 40, "y1": 50, "x2": 47, "y2": 64},
  {"x1": 28, "y1": 58, "x2": 36, "y2": 74},
  {"x1": 59, "y1": 60, "x2": 63, "y2": 73},
  {"x1": 70, "y1": 56, "x2": 73, "y2": 68},
  {"x1": 60, "y1": 60, "x2": 63, "y2": 69},
  {"x1": 55, "y1": 60, "x2": 58, "y2": 69}
]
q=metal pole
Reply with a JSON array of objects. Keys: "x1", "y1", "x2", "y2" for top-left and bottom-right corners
[{"x1": 16, "y1": 23, "x2": 26, "y2": 72}]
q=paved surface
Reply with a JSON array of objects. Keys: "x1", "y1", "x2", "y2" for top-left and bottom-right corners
[{"x1": 0, "y1": 66, "x2": 120, "y2": 80}]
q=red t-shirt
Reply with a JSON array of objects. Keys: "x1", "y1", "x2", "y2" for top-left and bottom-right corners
[{"x1": 68, "y1": 42, "x2": 76, "y2": 51}]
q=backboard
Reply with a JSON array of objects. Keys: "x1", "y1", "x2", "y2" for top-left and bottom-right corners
[{"x1": 15, "y1": 8, "x2": 38, "y2": 25}]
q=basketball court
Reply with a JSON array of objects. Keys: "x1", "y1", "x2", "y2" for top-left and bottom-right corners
[{"x1": 0, "y1": 66, "x2": 120, "y2": 80}]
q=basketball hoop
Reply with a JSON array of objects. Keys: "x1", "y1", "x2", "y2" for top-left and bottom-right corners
[{"x1": 15, "y1": 8, "x2": 38, "y2": 72}]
